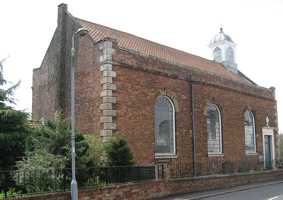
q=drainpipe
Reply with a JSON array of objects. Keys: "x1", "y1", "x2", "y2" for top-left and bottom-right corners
[{"x1": 189, "y1": 74, "x2": 197, "y2": 177}]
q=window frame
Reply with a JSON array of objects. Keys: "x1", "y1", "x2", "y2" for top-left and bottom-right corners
[
  {"x1": 244, "y1": 110, "x2": 257, "y2": 154},
  {"x1": 207, "y1": 103, "x2": 223, "y2": 155},
  {"x1": 225, "y1": 47, "x2": 235, "y2": 63},
  {"x1": 154, "y1": 96, "x2": 176, "y2": 158},
  {"x1": 213, "y1": 47, "x2": 222, "y2": 62}
]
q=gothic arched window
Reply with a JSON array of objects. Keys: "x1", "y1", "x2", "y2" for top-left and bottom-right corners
[
  {"x1": 226, "y1": 47, "x2": 234, "y2": 63},
  {"x1": 207, "y1": 103, "x2": 223, "y2": 154},
  {"x1": 155, "y1": 96, "x2": 175, "y2": 155},
  {"x1": 213, "y1": 47, "x2": 222, "y2": 62},
  {"x1": 244, "y1": 110, "x2": 256, "y2": 153}
]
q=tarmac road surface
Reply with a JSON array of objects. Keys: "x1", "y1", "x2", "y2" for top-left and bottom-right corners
[{"x1": 159, "y1": 181, "x2": 283, "y2": 200}]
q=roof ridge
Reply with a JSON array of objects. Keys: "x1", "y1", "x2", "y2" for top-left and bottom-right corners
[{"x1": 75, "y1": 17, "x2": 215, "y2": 64}]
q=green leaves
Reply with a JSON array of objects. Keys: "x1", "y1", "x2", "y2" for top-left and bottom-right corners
[
  {"x1": 105, "y1": 135, "x2": 134, "y2": 166},
  {"x1": 0, "y1": 109, "x2": 29, "y2": 170},
  {"x1": 0, "y1": 109, "x2": 29, "y2": 132},
  {"x1": 0, "y1": 57, "x2": 20, "y2": 108}
]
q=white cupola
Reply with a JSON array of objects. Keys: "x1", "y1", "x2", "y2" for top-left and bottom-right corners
[{"x1": 209, "y1": 28, "x2": 237, "y2": 73}]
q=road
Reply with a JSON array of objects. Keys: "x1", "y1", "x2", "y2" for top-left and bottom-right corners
[{"x1": 160, "y1": 181, "x2": 283, "y2": 200}]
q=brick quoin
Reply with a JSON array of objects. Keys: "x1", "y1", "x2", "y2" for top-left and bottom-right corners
[{"x1": 32, "y1": 4, "x2": 279, "y2": 175}]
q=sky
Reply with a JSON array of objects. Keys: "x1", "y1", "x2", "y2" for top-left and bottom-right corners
[{"x1": 0, "y1": 0, "x2": 282, "y2": 132}]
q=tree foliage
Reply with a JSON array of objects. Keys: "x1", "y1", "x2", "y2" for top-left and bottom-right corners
[
  {"x1": 15, "y1": 150, "x2": 67, "y2": 193},
  {"x1": 0, "y1": 110, "x2": 29, "y2": 170},
  {"x1": 25, "y1": 113, "x2": 93, "y2": 168},
  {"x1": 0, "y1": 58, "x2": 29, "y2": 170},
  {"x1": 15, "y1": 113, "x2": 105, "y2": 192},
  {"x1": 0, "y1": 57, "x2": 20, "y2": 108},
  {"x1": 0, "y1": 58, "x2": 29, "y2": 197},
  {"x1": 105, "y1": 136, "x2": 134, "y2": 166}
]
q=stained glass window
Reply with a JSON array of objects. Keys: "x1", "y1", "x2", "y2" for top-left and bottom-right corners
[
  {"x1": 155, "y1": 96, "x2": 175, "y2": 155},
  {"x1": 244, "y1": 111, "x2": 256, "y2": 153},
  {"x1": 207, "y1": 104, "x2": 222, "y2": 154}
]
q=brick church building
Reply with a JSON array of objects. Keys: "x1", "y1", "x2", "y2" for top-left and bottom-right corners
[{"x1": 33, "y1": 4, "x2": 279, "y2": 176}]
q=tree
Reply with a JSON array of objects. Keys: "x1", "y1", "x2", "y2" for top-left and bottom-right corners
[
  {"x1": 25, "y1": 113, "x2": 90, "y2": 168},
  {"x1": 105, "y1": 136, "x2": 134, "y2": 166},
  {"x1": 0, "y1": 58, "x2": 29, "y2": 197},
  {"x1": 0, "y1": 57, "x2": 20, "y2": 108},
  {"x1": 17, "y1": 113, "x2": 104, "y2": 192},
  {"x1": 15, "y1": 150, "x2": 67, "y2": 193},
  {"x1": 0, "y1": 58, "x2": 29, "y2": 170}
]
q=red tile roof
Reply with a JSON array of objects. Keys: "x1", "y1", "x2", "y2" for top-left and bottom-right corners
[{"x1": 77, "y1": 18, "x2": 251, "y2": 84}]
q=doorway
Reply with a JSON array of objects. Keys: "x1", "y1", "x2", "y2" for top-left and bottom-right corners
[{"x1": 262, "y1": 128, "x2": 275, "y2": 169}]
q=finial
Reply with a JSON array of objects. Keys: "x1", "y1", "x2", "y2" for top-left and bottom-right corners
[{"x1": 266, "y1": 116, "x2": 270, "y2": 127}]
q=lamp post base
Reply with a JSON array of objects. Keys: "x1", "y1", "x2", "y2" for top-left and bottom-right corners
[{"x1": 71, "y1": 180, "x2": 78, "y2": 200}]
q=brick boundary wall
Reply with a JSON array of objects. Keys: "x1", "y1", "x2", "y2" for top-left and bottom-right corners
[{"x1": 13, "y1": 169, "x2": 283, "y2": 200}]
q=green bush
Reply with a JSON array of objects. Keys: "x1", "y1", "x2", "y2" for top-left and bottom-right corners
[
  {"x1": 15, "y1": 114, "x2": 102, "y2": 193},
  {"x1": 79, "y1": 134, "x2": 104, "y2": 168},
  {"x1": 105, "y1": 136, "x2": 134, "y2": 166},
  {"x1": 0, "y1": 188, "x2": 19, "y2": 199},
  {"x1": 15, "y1": 151, "x2": 67, "y2": 193}
]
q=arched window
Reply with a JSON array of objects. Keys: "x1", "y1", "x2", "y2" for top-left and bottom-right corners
[
  {"x1": 155, "y1": 96, "x2": 175, "y2": 155},
  {"x1": 244, "y1": 111, "x2": 256, "y2": 153},
  {"x1": 213, "y1": 47, "x2": 222, "y2": 62},
  {"x1": 207, "y1": 103, "x2": 223, "y2": 154},
  {"x1": 226, "y1": 47, "x2": 234, "y2": 63}
]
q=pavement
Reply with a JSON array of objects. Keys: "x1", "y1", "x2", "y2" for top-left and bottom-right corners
[{"x1": 158, "y1": 180, "x2": 283, "y2": 200}]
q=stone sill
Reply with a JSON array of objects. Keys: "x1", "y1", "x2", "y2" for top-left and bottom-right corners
[
  {"x1": 245, "y1": 152, "x2": 258, "y2": 156},
  {"x1": 208, "y1": 153, "x2": 224, "y2": 157},
  {"x1": 155, "y1": 154, "x2": 177, "y2": 159}
]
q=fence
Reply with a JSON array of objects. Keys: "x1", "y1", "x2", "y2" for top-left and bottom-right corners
[
  {"x1": 0, "y1": 165, "x2": 156, "y2": 198},
  {"x1": 1, "y1": 160, "x2": 282, "y2": 198},
  {"x1": 169, "y1": 159, "x2": 283, "y2": 178}
]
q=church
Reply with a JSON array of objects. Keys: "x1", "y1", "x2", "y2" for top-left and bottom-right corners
[{"x1": 32, "y1": 4, "x2": 278, "y2": 176}]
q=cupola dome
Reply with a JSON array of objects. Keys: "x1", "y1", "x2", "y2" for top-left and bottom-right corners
[
  {"x1": 209, "y1": 28, "x2": 238, "y2": 73},
  {"x1": 210, "y1": 28, "x2": 233, "y2": 44}
]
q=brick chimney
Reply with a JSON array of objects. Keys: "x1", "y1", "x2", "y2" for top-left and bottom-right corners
[{"x1": 57, "y1": 3, "x2": 68, "y2": 27}]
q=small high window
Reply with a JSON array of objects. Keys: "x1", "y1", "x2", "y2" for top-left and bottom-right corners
[
  {"x1": 154, "y1": 96, "x2": 175, "y2": 156},
  {"x1": 207, "y1": 103, "x2": 223, "y2": 154},
  {"x1": 213, "y1": 47, "x2": 222, "y2": 62},
  {"x1": 244, "y1": 110, "x2": 256, "y2": 153}
]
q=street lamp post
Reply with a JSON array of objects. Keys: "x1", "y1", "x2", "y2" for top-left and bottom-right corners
[{"x1": 70, "y1": 28, "x2": 88, "y2": 200}]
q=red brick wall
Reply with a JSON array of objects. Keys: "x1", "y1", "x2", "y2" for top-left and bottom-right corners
[
  {"x1": 32, "y1": 28, "x2": 63, "y2": 121},
  {"x1": 112, "y1": 47, "x2": 277, "y2": 175},
  {"x1": 33, "y1": 33, "x2": 278, "y2": 175},
  {"x1": 75, "y1": 36, "x2": 101, "y2": 135},
  {"x1": 115, "y1": 65, "x2": 192, "y2": 166},
  {"x1": 193, "y1": 83, "x2": 277, "y2": 173},
  {"x1": 16, "y1": 170, "x2": 283, "y2": 200}
]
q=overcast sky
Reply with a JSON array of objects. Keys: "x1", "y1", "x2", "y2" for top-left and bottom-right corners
[{"x1": 0, "y1": 0, "x2": 282, "y2": 132}]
